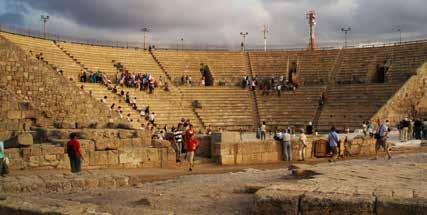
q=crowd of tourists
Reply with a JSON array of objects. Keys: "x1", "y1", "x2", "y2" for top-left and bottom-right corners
[
  {"x1": 261, "y1": 116, "x2": 417, "y2": 164},
  {"x1": 396, "y1": 117, "x2": 425, "y2": 141},
  {"x1": 240, "y1": 74, "x2": 299, "y2": 96}
]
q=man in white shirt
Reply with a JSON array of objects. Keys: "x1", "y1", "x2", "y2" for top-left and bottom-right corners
[
  {"x1": 282, "y1": 130, "x2": 292, "y2": 161},
  {"x1": 298, "y1": 129, "x2": 307, "y2": 161},
  {"x1": 260, "y1": 122, "x2": 267, "y2": 140},
  {"x1": 149, "y1": 112, "x2": 156, "y2": 124}
]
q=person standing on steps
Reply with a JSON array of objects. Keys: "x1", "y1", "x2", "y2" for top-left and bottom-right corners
[
  {"x1": 260, "y1": 121, "x2": 267, "y2": 140},
  {"x1": 67, "y1": 133, "x2": 84, "y2": 173}
]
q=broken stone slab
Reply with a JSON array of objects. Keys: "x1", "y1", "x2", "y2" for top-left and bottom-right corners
[
  {"x1": 118, "y1": 130, "x2": 137, "y2": 139},
  {"x1": 152, "y1": 139, "x2": 171, "y2": 148},
  {"x1": 253, "y1": 188, "x2": 304, "y2": 215},
  {"x1": 5, "y1": 132, "x2": 33, "y2": 148},
  {"x1": 376, "y1": 196, "x2": 427, "y2": 215},
  {"x1": 242, "y1": 183, "x2": 269, "y2": 194},
  {"x1": 93, "y1": 138, "x2": 118, "y2": 151},
  {"x1": 300, "y1": 192, "x2": 375, "y2": 215}
]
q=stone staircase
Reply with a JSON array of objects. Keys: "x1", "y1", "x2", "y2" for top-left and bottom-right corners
[{"x1": 246, "y1": 52, "x2": 261, "y2": 127}]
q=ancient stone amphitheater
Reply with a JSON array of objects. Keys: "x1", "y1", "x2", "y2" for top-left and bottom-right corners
[{"x1": 0, "y1": 30, "x2": 426, "y2": 214}]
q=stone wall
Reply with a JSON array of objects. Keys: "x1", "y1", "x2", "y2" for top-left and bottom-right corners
[
  {"x1": 253, "y1": 189, "x2": 427, "y2": 215},
  {"x1": 0, "y1": 89, "x2": 49, "y2": 140},
  {"x1": 372, "y1": 63, "x2": 427, "y2": 124},
  {"x1": 0, "y1": 35, "x2": 121, "y2": 140},
  {"x1": 4, "y1": 129, "x2": 176, "y2": 170},
  {"x1": 212, "y1": 135, "x2": 376, "y2": 165}
]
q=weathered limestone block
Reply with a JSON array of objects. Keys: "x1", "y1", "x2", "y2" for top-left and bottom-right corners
[
  {"x1": 253, "y1": 188, "x2": 304, "y2": 215},
  {"x1": 7, "y1": 110, "x2": 22, "y2": 119},
  {"x1": 5, "y1": 132, "x2": 33, "y2": 148},
  {"x1": 4, "y1": 148, "x2": 20, "y2": 160},
  {"x1": 118, "y1": 129, "x2": 136, "y2": 139},
  {"x1": 118, "y1": 147, "x2": 144, "y2": 167},
  {"x1": 41, "y1": 144, "x2": 66, "y2": 155},
  {"x1": 116, "y1": 138, "x2": 145, "y2": 148},
  {"x1": 300, "y1": 192, "x2": 375, "y2": 215},
  {"x1": 376, "y1": 197, "x2": 427, "y2": 215},
  {"x1": 93, "y1": 138, "x2": 118, "y2": 151},
  {"x1": 152, "y1": 139, "x2": 171, "y2": 148},
  {"x1": 221, "y1": 132, "x2": 241, "y2": 143},
  {"x1": 89, "y1": 150, "x2": 119, "y2": 166}
]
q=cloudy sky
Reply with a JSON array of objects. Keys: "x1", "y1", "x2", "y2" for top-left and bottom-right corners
[{"x1": 0, "y1": 0, "x2": 426, "y2": 49}]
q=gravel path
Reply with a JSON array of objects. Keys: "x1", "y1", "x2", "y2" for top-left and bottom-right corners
[{"x1": 34, "y1": 153, "x2": 427, "y2": 215}]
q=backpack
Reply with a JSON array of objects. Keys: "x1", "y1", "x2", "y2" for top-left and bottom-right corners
[{"x1": 67, "y1": 143, "x2": 76, "y2": 157}]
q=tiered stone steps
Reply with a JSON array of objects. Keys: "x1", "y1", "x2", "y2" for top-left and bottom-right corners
[
  {"x1": 249, "y1": 49, "x2": 339, "y2": 85},
  {"x1": 180, "y1": 87, "x2": 256, "y2": 130},
  {"x1": 115, "y1": 86, "x2": 203, "y2": 129},
  {"x1": 57, "y1": 42, "x2": 165, "y2": 80},
  {"x1": 0, "y1": 32, "x2": 82, "y2": 81},
  {"x1": 255, "y1": 86, "x2": 326, "y2": 129},
  {"x1": 152, "y1": 50, "x2": 249, "y2": 85},
  {"x1": 78, "y1": 83, "x2": 143, "y2": 128},
  {"x1": 317, "y1": 83, "x2": 403, "y2": 131}
]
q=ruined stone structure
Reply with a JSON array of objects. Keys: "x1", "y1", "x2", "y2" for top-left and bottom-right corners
[
  {"x1": 212, "y1": 132, "x2": 376, "y2": 165},
  {"x1": 1, "y1": 31, "x2": 426, "y2": 133},
  {"x1": 0, "y1": 35, "x2": 120, "y2": 141},
  {"x1": 372, "y1": 63, "x2": 427, "y2": 124}
]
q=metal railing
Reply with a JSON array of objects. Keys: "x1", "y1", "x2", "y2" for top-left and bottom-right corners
[{"x1": 1, "y1": 23, "x2": 426, "y2": 51}]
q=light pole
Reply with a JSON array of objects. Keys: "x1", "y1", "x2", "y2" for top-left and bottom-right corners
[
  {"x1": 141, "y1": 27, "x2": 149, "y2": 50},
  {"x1": 181, "y1": 38, "x2": 184, "y2": 50},
  {"x1": 240, "y1": 32, "x2": 248, "y2": 51},
  {"x1": 341, "y1": 27, "x2": 351, "y2": 48},
  {"x1": 41, "y1": 15, "x2": 49, "y2": 38},
  {"x1": 262, "y1": 24, "x2": 269, "y2": 52},
  {"x1": 394, "y1": 26, "x2": 402, "y2": 44}
]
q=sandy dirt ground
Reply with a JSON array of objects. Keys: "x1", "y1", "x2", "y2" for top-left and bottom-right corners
[{"x1": 16, "y1": 151, "x2": 425, "y2": 215}]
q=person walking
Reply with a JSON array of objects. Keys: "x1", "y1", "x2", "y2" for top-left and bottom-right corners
[
  {"x1": 374, "y1": 119, "x2": 392, "y2": 160},
  {"x1": 298, "y1": 129, "x2": 307, "y2": 161},
  {"x1": 327, "y1": 127, "x2": 340, "y2": 162},
  {"x1": 0, "y1": 139, "x2": 8, "y2": 177},
  {"x1": 66, "y1": 133, "x2": 84, "y2": 173},
  {"x1": 173, "y1": 124, "x2": 184, "y2": 163},
  {"x1": 282, "y1": 129, "x2": 292, "y2": 162}
]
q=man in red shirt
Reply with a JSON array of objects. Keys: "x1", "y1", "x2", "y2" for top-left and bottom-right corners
[{"x1": 67, "y1": 133, "x2": 84, "y2": 173}]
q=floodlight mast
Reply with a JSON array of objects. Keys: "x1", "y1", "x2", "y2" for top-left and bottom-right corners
[
  {"x1": 306, "y1": 10, "x2": 317, "y2": 50},
  {"x1": 341, "y1": 27, "x2": 351, "y2": 48},
  {"x1": 41, "y1": 15, "x2": 50, "y2": 38},
  {"x1": 141, "y1": 27, "x2": 150, "y2": 49},
  {"x1": 240, "y1": 32, "x2": 248, "y2": 51},
  {"x1": 262, "y1": 24, "x2": 269, "y2": 52}
]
